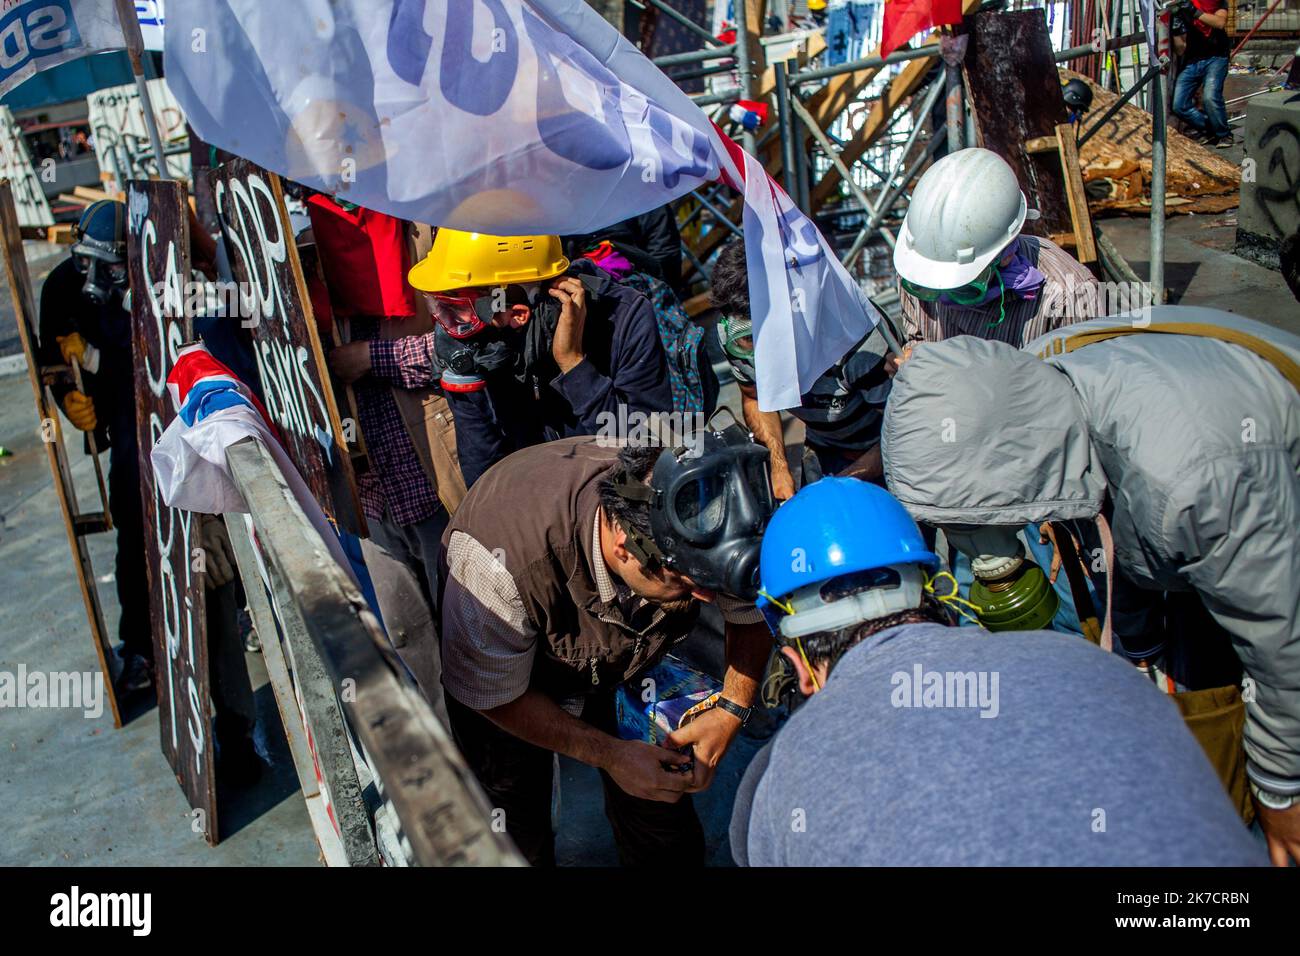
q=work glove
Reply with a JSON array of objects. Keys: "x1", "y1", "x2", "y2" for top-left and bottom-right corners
[
  {"x1": 55, "y1": 333, "x2": 101, "y2": 374},
  {"x1": 198, "y1": 514, "x2": 237, "y2": 589},
  {"x1": 1170, "y1": 0, "x2": 1195, "y2": 18},
  {"x1": 61, "y1": 390, "x2": 97, "y2": 431}
]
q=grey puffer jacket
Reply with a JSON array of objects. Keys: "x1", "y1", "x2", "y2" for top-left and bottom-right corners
[{"x1": 882, "y1": 306, "x2": 1300, "y2": 794}]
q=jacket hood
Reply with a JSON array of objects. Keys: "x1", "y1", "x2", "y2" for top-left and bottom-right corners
[{"x1": 882, "y1": 336, "x2": 1107, "y2": 526}]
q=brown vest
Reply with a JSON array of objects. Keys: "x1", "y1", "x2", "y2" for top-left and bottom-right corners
[{"x1": 443, "y1": 436, "x2": 699, "y2": 699}]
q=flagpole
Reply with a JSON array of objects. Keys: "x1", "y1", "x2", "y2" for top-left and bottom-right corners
[{"x1": 113, "y1": 0, "x2": 171, "y2": 182}]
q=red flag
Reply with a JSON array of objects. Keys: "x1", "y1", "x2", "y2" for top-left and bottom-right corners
[{"x1": 881, "y1": 0, "x2": 965, "y2": 58}]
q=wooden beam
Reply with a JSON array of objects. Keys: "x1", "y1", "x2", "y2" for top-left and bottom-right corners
[{"x1": 1055, "y1": 122, "x2": 1098, "y2": 265}]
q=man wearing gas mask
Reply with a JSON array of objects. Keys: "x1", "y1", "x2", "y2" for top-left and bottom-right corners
[
  {"x1": 36, "y1": 200, "x2": 152, "y2": 692},
  {"x1": 882, "y1": 305, "x2": 1300, "y2": 866},
  {"x1": 436, "y1": 426, "x2": 774, "y2": 866},
  {"x1": 710, "y1": 238, "x2": 896, "y2": 496},
  {"x1": 330, "y1": 228, "x2": 673, "y2": 488}
]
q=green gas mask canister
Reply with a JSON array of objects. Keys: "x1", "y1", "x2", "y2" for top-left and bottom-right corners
[{"x1": 944, "y1": 526, "x2": 1058, "y2": 632}]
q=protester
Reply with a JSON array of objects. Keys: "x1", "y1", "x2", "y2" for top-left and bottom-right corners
[
  {"x1": 731, "y1": 477, "x2": 1265, "y2": 866},
  {"x1": 565, "y1": 218, "x2": 717, "y2": 418},
  {"x1": 37, "y1": 201, "x2": 153, "y2": 694},
  {"x1": 437, "y1": 429, "x2": 774, "y2": 865},
  {"x1": 563, "y1": 204, "x2": 685, "y2": 294},
  {"x1": 710, "y1": 239, "x2": 894, "y2": 495},
  {"x1": 1171, "y1": 0, "x2": 1233, "y2": 149},
  {"x1": 315, "y1": 197, "x2": 459, "y2": 713},
  {"x1": 894, "y1": 147, "x2": 1101, "y2": 346},
  {"x1": 882, "y1": 305, "x2": 1300, "y2": 865},
  {"x1": 331, "y1": 229, "x2": 673, "y2": 489}
]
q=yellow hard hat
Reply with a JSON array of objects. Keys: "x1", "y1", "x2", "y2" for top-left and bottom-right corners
[
  {"x1": 408, "y1": 228, "x2": 570, "y2": 292},
  {"x1": 807, "y1": 0, "x2": 827, "y2": 10}
]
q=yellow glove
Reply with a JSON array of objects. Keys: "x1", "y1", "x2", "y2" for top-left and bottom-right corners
[
  {"x1": 62, "y1": 390, "x2": 97, "y2": 431},
  {"x1": 56, "y1": 332, "x2": 88, "y2": 365}
]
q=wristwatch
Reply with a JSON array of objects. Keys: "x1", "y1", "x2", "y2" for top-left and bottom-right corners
[
  {"x1": 1250, "y1": 781, "x2": 1299, "y2": 811},
  {"x1": 715, "y1": 696, "x2": 753, "y2": 726}
]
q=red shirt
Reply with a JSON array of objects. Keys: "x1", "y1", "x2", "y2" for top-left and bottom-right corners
[{"x1": 305, "y1": 195, "x2": 416, "y2": 318}]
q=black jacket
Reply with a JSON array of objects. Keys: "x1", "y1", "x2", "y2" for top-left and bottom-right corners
[
  {"x1": 37, "y1": 256, "x2": 135, "y2": 454},
  {"x1": 449, "y1": 259, "x2": 673, "y2": 488}
]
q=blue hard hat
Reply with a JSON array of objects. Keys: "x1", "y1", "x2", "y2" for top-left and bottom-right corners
[{"x1": 758, "y1": 477, "x2": 938, "y2": 606}]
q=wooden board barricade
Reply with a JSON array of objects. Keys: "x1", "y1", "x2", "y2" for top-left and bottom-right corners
[
  {"x1": 209, "y1": 159, "x2": 365, "y2": 536},
  {"x1": 963, "y1": 10, "x2": 1076, "y2": 241},
  {"x1": 0, "y1": 179, "x2": 121, "y2": 727},
  {"x1": 0, "y1": 106, "x2": 53, "y2": 228},
  {"x1": 126, "y1": 179, "x2": 218, "y2": 844},
  {"x1": 87, "y1": 79, "x2": 191, "y2": 192}
]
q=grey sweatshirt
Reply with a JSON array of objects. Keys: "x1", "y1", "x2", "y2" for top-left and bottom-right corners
[{"x1": 733, "y1": 622, "x2": 1264, "y2": 866}]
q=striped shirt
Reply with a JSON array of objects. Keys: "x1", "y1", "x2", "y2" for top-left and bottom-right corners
[{"x1": 898, "y1": 235, "x2": 1099, "y2": 346}]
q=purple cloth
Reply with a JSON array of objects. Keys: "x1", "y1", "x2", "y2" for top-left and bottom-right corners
[
  {"x1": 998, "y1": 239, "x2": 1047, "y2": 299},
  {"x1": 938, "y1": 238, "x2": 1046, "y2": 310},
  {"x1": 583, "y1": 245, "x2": 636, "y2": 280}
]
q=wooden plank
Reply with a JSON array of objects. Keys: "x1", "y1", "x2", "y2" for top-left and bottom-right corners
[
  {"x1": 209, "y1": 158, "x2": 366, "y2": 536},
  {"x1": 73, "y1": 186, "x2": 115, "y2": 202},
  {"x1": 962, "y1": 9, "x2": 1074, "y2": 238},
  {"x1": 125, "y1": 179, "x2": 218, "y2": 843},
  {"x1": 1055, "y1": 122, "x2": 1098, "y2": 265},
  {"x1": 223, "y1": 510, "x2": 353, "y2": 866},
  {"x1": 0, "y1": 179, "x2": 122, "y2": 727},
  {"x1": 1025, "y1": 135, "x2": 1060, "y2": 154}
]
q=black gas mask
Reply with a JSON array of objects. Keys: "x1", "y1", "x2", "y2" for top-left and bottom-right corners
[
  {"x1": 434, "y1": 321, "x2": 523, "y2": 391},
  {"x1": 611, "y1": 423, "x2": 775, "y2": 601},
  {"x1": 72, "y1": 249, "x2": 128, "y2": 306}
]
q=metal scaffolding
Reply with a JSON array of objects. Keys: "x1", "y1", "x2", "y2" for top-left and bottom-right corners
[{"x1": 665, "y1": 6, "x2": 1164, "y2": 301}]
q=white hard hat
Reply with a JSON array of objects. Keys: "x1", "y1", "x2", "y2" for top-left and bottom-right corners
[{"x1": 893, "y1": 148, "x2": 1029, "y2": 290}]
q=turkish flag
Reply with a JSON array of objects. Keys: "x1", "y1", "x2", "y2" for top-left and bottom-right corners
[{"x1": 881, "y1": 0, "x2": 966, "y2": 58}]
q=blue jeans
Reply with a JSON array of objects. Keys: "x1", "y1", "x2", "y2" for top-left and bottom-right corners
[
  {"x1": 1173, "y1": 56, "x2": 1230, "y2": 139},
  {"x1": 825, "y1": 3, "x2": 852, "y2": 66}
]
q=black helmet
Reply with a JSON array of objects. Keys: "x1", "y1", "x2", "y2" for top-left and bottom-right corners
[
  {"x1": 73, "y1": 200, "x2": 127, "y2": 263},
  {"x1": 1062, "y1": 78, "x2": 1093, "y2": 115},
  {"x1": 72, "y1": 200, "x2": 128, "y2": 305}
]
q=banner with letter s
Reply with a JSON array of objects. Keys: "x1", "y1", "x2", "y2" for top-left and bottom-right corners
[{"x1": 163, "y1": 0, "x2": 878, "y2": 411}]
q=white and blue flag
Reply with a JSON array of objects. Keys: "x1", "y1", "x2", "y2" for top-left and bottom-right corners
[
  {"x1": 162, "y1": 0, "x2": 879, "y2": 411},
  {"x1": 0, "y1": 0, "x2": 165, "y2": 99}
]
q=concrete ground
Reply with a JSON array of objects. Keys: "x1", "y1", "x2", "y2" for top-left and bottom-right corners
[
  {"x1": 0, "y1": 368, "x2": 321, "y2": 866},
  {"x1": 1101, "y1": 212, "x2": 1300, "y2": 334}
]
